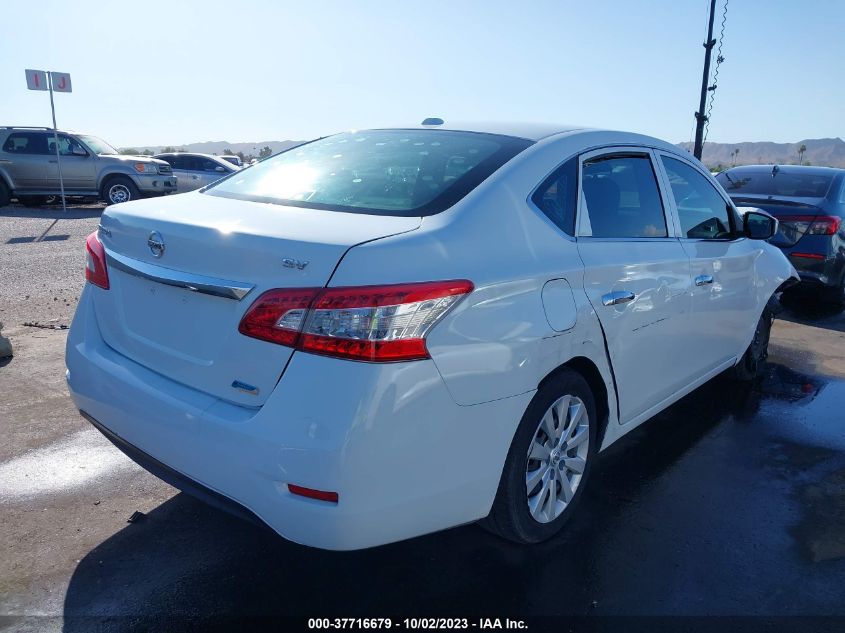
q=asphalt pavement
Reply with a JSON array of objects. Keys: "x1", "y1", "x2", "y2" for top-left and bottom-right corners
[{"x1": 1, "y1": 203, "x2": 844, "y2": 632}]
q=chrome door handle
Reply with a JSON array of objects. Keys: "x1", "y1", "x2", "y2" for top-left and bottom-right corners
[
  {"x1": 601, "y1": 291, "x2": 636, "y2": 306},
  {"x1": 695, "y1": 275, "x2": 714, "y2": 286}
]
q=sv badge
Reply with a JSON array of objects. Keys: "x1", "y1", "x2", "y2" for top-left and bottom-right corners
[{"x1": 282, "y1": 257, "x2": 309, "y2": 271}]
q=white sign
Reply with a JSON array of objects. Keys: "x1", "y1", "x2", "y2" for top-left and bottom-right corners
[
  {"x1": 50, "y1": 72, "x2": 72, "y2": 93},
  {"x1": 25, "y1": 68, "x2": 48, "y2": 91}
]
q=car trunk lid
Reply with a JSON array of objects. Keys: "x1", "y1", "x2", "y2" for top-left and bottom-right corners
[{"x1": 94, "y1": 192, "x2": 421, "y2": 406}]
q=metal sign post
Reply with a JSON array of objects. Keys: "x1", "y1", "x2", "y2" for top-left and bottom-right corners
[{"x1": 25, "y1": 69, "x2": 72, "y2": 213}]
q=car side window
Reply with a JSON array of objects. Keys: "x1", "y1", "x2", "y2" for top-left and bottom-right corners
[
  {"x1": 202, "y1": 159, "x2": 223, "y2": 172},
  {"x1": 581, "y1": 154, "x2": 667, "y2": 238},
  {"x1": 661, "y1": 156, "x2": 732, "y2": 239},
  {"x1": 165, "y1": 156, "x2": 184, "y2": 170},
  {"x1": 531, "y1": 156, "x2": 578, "y2": 235},
  {"x1": 3, "y1": 132, "x2": 50, "y2": 155},
  {"x1": 55, "y1": 135, "x2": 85, "y2": 156},
  {"x1": 182, "y1": 156, "x2": 202, "y2": 171}
]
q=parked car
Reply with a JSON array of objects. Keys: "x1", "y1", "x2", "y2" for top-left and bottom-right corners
[
  {"x1": 716, "y1": 165, "x2": 845, "y2": 304},
  {"x1": 66, "y1": 122, "x2": 797, "y2": 550},
  {"x1": 220, "y1": 155, "x2": 243, "y2": 168},
  {"x1": 0, "y1": 127, "x2": 176, "y2": 206},
  {"x1": 153, "y1": 152, "x2": 238, "y2": 193}
]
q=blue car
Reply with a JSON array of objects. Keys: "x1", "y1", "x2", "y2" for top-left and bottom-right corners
[{"x1": 717, "y1": 165, "x2": 845, "y2": 304}]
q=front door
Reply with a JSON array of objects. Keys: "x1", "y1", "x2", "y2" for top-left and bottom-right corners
[
  {"x1": 655, "y1": 153, "x2": 760, "y2": 372},
  {"x1": 575, "y1": 148, "x2": 693, "y2": 424},
  {"x1": 45, "y1": 135, "x2": 97, "y2": 190}
]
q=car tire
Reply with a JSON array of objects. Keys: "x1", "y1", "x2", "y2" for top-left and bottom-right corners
[
  {"x1": 18, "y1": 195, "x2": 48, "y2": 208},
  {"x1": 101, "y1": 176, "x2": 140, "y2": 205},
  {"x1": 0, "y1": 180, "x2": 10, "y2": 207},
  {"x1": 480, "y1": 369, "x2": 598, "y2": 544},
  {"x1": 732, "y1": 309, "x2": 773, "y2": 381}
]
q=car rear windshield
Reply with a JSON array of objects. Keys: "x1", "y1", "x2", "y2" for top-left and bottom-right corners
[
  {"x1": 717, "y1": 170, "x2": 834, "y2": 198},
  {"x1": 203, "y1": 130, "x2": 532, "y2": 216}
]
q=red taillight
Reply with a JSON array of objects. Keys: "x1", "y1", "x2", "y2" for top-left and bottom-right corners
[
  {"x1": 808, "y1": 215, "x2": 842, "y2": 235},
  {"x1": 238, "y1": 280, "x2": 474, "y2": 362},
  {"x1": 238, "y1": 288, "x2": 319, "y2": 346},
  {"x1": 778, "y1": 215, "x2": 842, "y2": 235},
  {"x1": 288, "y1": 484, "x2": 339, "y2": 503},
  {"x1": 84, "y1": 232, "x2": 109, "y2": 289},
  {"x1": 791, "y1": 252, "x2": 825, "y2": 260}
]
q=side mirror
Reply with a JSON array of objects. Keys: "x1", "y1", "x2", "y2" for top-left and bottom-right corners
[
  {"x1": 215, "y1": 166, "x2": 226, "y2": 172},
  {"x1": 71, "y1": 147, "x2": 88, "y2": 157},
  {"x1": 743, "y1": 209, "x2": 778, "y2": 240}
]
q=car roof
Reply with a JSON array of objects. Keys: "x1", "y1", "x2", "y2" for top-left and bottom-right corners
[
  {"x1": 373, "y1": 121, "x2": 586, "y2": 141},
  {"x1": 724, "y1": 164, "x2": 845, "y2": 176},
  {"x1": 154, "y1": 152, "x2": 219, "y2": 158},
  {"x1": 366, "y1": 122, "x2": 691, "y2": 157}
]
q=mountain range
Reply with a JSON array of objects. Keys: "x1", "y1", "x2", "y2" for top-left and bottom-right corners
[
  {"x1": 124, "y1": 137, "x2": 845, "y2": 168},
  {"x1": 676, "y1": 137, "x2": 845, "y2": 169}
]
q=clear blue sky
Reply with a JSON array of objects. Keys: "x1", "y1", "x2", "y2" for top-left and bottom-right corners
[{"x1": 2, "y1": 0, "x2": 843, "y2": 147}]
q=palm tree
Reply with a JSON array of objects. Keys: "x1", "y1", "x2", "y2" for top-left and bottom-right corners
[
  {"x1": 731, "y1": 148, "x2": 740, "y2": 167},
  {"x1": 797, "y1": 144, "x2": 807, "y2": 165}
]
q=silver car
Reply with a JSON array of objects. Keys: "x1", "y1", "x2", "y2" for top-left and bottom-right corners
[
  {"x1": 153, "y1": 153, "x2": 238, "y2": 193},
  {"x1": 0, "y1": 126, "x2": 176, "y2": 206}
]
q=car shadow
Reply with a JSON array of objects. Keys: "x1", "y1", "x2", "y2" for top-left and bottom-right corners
[
  {"x1": 60, "y1": 364, "x2": 832, "y2": 626},
  {"x1": 778, "y1": 291, "x2": 845, "y2": 333},
  {"x1": 1, "y1": 206, "x2": 104, "y2": 220}
]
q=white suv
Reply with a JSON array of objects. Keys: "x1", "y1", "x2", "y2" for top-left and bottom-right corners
[{"x1": 66, "y1": 122, "x2": 797, "y2": 550}]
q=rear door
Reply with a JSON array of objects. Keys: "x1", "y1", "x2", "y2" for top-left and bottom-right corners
[
  {"x1": 576, "y1": 147, "x2": 693, "y2": 424},
  {"x1": 0, "y1": 131, "x2": 50, "y2": 191},
  {"x1": 656, "y1": 153, "x2": 760, "y2": 370}
]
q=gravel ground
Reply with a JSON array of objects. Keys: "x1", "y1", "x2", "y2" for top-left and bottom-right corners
[{"x1": 0, "y1": 204, "x2": 102, "y2": 328}]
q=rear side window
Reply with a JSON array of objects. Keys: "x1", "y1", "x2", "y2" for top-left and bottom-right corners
[
  {"x1": 581, "y1": 155, "x2": 667, "y2": 238},
  {"x1": 717, "y1": 170, "x2": 834, "y2": 197},
  {"x1": 662, "y1": 156, "x2": 732, "y2": 239},
  {"x1": 160, "y1": 155, "x2": 183, "y2": 169},
  {"x1": 2, "y1": 132, "x2": 49, "y2": 155},
  {"x1": 205, "y1": 130, "x2": 532, "y2": 216},
  {"x1": 532, "y1": 157, "x2": 578, "y2": 235}
]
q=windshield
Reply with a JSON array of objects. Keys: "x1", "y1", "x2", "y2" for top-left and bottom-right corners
[
  {"x1": 204, "y1": 130, "x2": 532, "y2": 216},
  {"x1": 717, "y1": 170, "x2": 834, "y2": 198},
  {"x1": 77, "y1": 135, "x2": 119, "y2": 155}
]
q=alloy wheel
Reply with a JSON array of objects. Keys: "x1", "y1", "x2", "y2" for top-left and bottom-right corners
[
  {"x1": 525, "y1": 395, "x2": 590, "y2": 523},
  {"x1": 108, "y1": 184, "x2": 131, "y2": 204}
]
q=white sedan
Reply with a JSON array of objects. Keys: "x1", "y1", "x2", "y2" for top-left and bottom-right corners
[{"x1": 66, "y1": 121, "x2": 797, "y2": 550}]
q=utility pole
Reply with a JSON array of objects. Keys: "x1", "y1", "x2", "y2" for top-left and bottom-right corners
[{"x1": 693, "y1": 0, "x2": 717, "y2": 160}]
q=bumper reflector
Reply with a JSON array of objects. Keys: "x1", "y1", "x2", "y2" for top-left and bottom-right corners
[{"x1": 288, "y1": 484, "x2": 339, "y2": 503}]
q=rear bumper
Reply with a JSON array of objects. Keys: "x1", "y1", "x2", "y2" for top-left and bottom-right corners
[
  {"x1": 783, "y1": 237, "x2": 845, "y2": 290},
  {"x1": 65, "y1": 286, "x2": 530, "y2": 550}
]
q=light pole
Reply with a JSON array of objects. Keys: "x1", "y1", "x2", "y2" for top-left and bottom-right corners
[{"x1": 693, "y1": 0, "x2": 717, "y2": 161}]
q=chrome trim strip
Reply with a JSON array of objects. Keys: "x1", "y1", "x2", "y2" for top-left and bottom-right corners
[{"x1": 105, "y1": 248, "x2": 254, "y2": 301}]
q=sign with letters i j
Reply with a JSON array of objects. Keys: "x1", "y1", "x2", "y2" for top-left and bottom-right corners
[
  {"x1": 25, "y1": 69, "x2": 48, "y2": 91},
  {"x1": 24, "y1": 69, "x2": 72, "y2": 92},
  {"x1": 50, "y1": 72, "x2": 72, "y2": 93}
]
